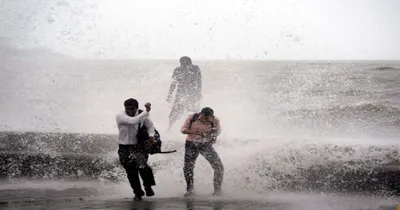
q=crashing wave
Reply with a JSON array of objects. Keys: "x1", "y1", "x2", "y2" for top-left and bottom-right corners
[{"x1": 1, "y1": 132, "x2": 399, "y2": 195}]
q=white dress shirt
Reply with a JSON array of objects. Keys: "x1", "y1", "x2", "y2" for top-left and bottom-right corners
[{"x1": 116, "y1": 109, "x2": 155, "y2": 145}]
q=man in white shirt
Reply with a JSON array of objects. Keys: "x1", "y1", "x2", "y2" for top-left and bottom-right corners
[{"x1": 116, "y1": 98, "x2": 156, "y2": 201}]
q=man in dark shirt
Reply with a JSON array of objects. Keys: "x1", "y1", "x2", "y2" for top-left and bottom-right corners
[{"x1": 166, "y1": 56, "x2": 202, "y2": 130}]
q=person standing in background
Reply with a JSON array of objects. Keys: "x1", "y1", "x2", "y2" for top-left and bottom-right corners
[{"x1": 167, "y1": 56, "x2": 202, "y2": 130}]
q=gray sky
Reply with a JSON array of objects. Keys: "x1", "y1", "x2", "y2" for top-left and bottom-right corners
[{"x1": 0, "y1": 0, "x2": 399, "y2": 60}]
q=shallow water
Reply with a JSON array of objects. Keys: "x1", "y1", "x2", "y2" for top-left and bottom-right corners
[{"x1": 0, "y1": 181, "x2": 399, "y2": 210}]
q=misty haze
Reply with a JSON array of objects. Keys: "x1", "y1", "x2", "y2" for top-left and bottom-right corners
[{"x1": 0, "y1": 0, "x2": 399, "y2": 210}]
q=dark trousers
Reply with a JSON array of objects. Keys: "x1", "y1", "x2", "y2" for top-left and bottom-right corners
[
  {"x1": 118, "y1": 145, "x2": 155, "y2": 196},
  {"x1": 183, "y1": 141, "x2": 224, "y2": 192}
]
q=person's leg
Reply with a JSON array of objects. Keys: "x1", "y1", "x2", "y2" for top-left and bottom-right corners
[
  {"x1": 136, "y1": 152, "x2": 155, "y2": 197},
  {"x1": 183, "y1": 141, "x2": 200, "y2": 195},
  {"x1": 200, "y1": 144, "x2": 224, "y2": 195},
  {"x1": 168, "y1": 99, "x2": 184, "y2": 130},
  {"x1": 139, "y1": 153, "x2": 156, "y2": 197},
  {"x1": 126, "y1": 166, "x2": 144, "y2": 199},
  {"x1": 138, "y1": 165, "x2": 156, "y2": 196},
  {"x1": 118, "y1": 147, "x2": 144, "y2": 199}
]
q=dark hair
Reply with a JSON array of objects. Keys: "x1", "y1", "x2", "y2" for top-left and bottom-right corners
[
  {"x1": 179, "y1": 56, "x2": 192, "y2": 65},
  {"x1": 200, "y1": 107, "x2": 214, "y2": 116},
  {"x1": 124, "y1": 98, "x2": 139, "y2": 108}
]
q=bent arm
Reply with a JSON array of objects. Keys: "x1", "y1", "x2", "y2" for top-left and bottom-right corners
[
  {"x1": 116, "y1": 111, "x2": 149, "y2": 125},
  {"x1": 143, "y1": 117, "x2": 156, "y2": 138},
  {"x1": 180, "y1": 115, "x2": 192, "y2": 134}
]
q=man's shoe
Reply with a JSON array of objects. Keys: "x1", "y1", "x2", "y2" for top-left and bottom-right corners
[
  {"x1": 212, "y1": 189, "x2": 222, "y2": 196},
  {"x1": 145, "y1": 186, "x2": 155, "y2": 197},
  {"x1": 133, "y1": 194, "x2": 142, "y2": 201},
  {"x1": 184, "y1": 191, "x2": 193, "y2": 197},
  {"x1": 184, "y1": 188, "x2": 194, "y2": 197}
]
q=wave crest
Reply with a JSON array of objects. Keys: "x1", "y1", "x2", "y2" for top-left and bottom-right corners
[{"x1": 1, "y1": 132, "x2": 399, "y2": 195}]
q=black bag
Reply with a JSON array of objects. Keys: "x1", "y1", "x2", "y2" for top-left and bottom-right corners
[{"x1": 136, "y1": 109, "x2": 162, "y2": 154}]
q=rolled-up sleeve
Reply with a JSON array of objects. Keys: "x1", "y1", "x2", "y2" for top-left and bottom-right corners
[
  {"x1": 180, "y1": 114, "x2": 192, "y2": 134},
  {"x1": 143, "y1": 117, "x2": 156, "y2": 138}
]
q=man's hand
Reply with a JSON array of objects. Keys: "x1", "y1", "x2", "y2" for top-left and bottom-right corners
[
  {"x1": 145, "y1": 102, "x2": 151, "y2": 112},
  {"x1": 144, "y1": 137, "x2": 155, "y2": 149}
]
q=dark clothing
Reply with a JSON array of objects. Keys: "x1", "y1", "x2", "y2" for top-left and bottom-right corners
[
  {"x1": 172, "y1": 92, "x2": 200, "y2": 112},
  {"x1": 183, "y1": 141, "x2": 224, "y2": 192},
  {"x1": 118, "y1": 144, "x2": 155, "y2": 196},
  {"x1": 168, "y1": 64, "x2": 202, "y2": 129},
  {"x1": 170, "y1": 65, "x2": 202, "y2": 114},
  {"x1": 168, "y1": 96, "x2": 199, "y2": 126},
  {"x1": 172, "y1": 64, "x2": 202, "y2": 97}
]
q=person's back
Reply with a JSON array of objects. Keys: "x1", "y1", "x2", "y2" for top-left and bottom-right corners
[
  {"x1": 173, "y1": 64, "x2": 201, "y2": 97},
  {"x1": 167, "y1": 56, "x2": 202, "y2": 130}
]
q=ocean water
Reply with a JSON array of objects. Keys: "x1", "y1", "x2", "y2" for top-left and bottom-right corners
[
  {"x1": 1, "y1": 59, "x2": 400, "y2": 137},
  {"x1": 0, "y1": 58, "x2": 400, "y2": 209}
]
